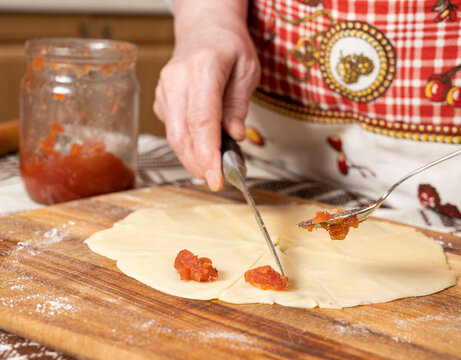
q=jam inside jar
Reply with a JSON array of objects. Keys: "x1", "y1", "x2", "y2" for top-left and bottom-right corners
[{"x1": 20, "y1": 38, "x2": 140, "y2": 204}]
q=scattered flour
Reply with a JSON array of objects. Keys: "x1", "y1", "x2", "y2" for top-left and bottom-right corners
[
  {"x1": 43, "y1": 228, "x2": 67, "y2": 245},
  {"x1": 390, "y1": 335, "x2": 412, "y2": 344},
  {"x1": 332, "y1": 318, "x2": 414, "y2": 344},
  {"x1": 394, "y1": 313, "x2": 461, "y2": 332},
  {"x1": 0, "y1": 292, "x2": 77, "y2": 357},
  {"x1": 15, "y1": 242, "x2": 26, "y2": 250},
  {"x1": 198, "y1": 330, "x2": 255, "y2": 346},
  {"x1": 0, "y1": 331, "x2": 65, "y2": 359},
  {"x1": 332, "y1": 319, "x2": 372, "y2": 337},
  {"x1": 9, "y1": 285, "x2": 24, "y2": 291},
  {"x1": 136, "y1": 320, "x2": 172, "y2": 335},
  {"x1": 0, "y1": 344, "x2": 13, "y2": 354},
  {"x1": 140, "y1": 320, "x2": 156, "y2": 330},
  {"x1": 10, "y1": 227, "x2": 70, "y2": 257},
  {"x1": 34, "y1": 297, "x2": 75, "y2": 316},
  {"x1": 4, "y1": 355, "x2": 28, "y2": 360},
  {"x1": 1, "y1": 293, "x2": 77, "y2": 317},
  {"x1": 124, "y1": 321, "x2": 255, "y2": 349}
]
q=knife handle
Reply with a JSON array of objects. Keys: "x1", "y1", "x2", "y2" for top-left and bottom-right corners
[
  {"x1": 221, "y1": 129, "x2": 247, "y2": 185},
  {"x1": 221, "y1": 129, "x2": 244, "y2": 160}
]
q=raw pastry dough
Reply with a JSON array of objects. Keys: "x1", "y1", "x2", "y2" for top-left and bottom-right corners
[{"x1": 85, "y1": 204, "x2": 456, "y2": 308}]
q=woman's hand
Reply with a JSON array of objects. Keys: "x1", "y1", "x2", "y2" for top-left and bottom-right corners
[{"x1": 153, "y1": 0, "x2": 260, "y2": 191}]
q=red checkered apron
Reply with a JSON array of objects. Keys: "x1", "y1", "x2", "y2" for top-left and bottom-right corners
[{"x1": 243, "y1": 0, "x2": 461, "y2": 218}]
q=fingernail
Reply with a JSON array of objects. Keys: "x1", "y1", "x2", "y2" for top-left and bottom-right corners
[
  {"x1": 228, "y1": 118, "x2": 246, "y2": 140},
  {"x1": 234, "y1": 127, "x2": 246, "y2": 141},
  {"x1": 205, "y1": 170, "x2": 219, "y2": 192}
]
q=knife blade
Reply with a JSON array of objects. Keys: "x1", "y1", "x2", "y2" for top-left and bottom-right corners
[{"x1": 221, "y1": 131, "x2": 286, "y2": 277}]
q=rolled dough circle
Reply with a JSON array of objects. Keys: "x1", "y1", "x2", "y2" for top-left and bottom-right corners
[{"x1": 85, "y1": 204, "x2": 456, "y2": 309}]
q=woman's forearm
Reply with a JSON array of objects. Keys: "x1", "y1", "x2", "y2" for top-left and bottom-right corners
[{"x1": 172, "y1": 0, "x2": 250, "y2": 46}]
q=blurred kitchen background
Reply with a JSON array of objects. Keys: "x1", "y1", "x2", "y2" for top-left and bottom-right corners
[{"x1": 0, "y1": 0, "x2": 173, "y2": 136}]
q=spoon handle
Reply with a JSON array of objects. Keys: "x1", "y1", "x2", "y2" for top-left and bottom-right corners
[{"x1": 378, "y1": 148, "x2": 461, "y2": 205}]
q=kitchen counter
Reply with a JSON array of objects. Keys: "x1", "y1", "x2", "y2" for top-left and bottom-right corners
[{"x1": 0, "y1": 0, "x2": 170, "y2": 14}]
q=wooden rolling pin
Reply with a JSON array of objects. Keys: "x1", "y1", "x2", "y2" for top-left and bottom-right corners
[{"x1": 0, "y1": 119, "x2": 19, "y2": 156}]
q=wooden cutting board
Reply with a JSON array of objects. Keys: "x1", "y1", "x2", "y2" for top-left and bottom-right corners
[{"x1": 0, "y1": 185, "x2": 460, "y2": 360}]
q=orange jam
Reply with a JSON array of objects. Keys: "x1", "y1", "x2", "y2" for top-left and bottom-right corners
[
  {"x1": 304, "y1": 211, "x2": 362, "y2": 240},
  {"x1": 174, "y1": 249, "x2": 218, "y2": 282},
  {"x1": 20, "y1": 121, "x2": 135, "y2": 204},
  {"x1": 244, "y1": 265, "x2": 289, "y2": 290},
  {"x1": 305, "y1": 211, "x2": 332, "y2": 231},
  {"x1": 325, "y1": 215, "x2": 361, "y2": 240}
]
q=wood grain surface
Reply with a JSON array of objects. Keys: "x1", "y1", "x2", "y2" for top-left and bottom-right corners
[{"x1": 0, "y1": 185, "x2": 459, "y2": 360}]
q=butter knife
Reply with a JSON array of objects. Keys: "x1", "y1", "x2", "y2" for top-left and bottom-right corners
[{"x1": 221, "y1": 131, "x2": 286, "y2": 276}]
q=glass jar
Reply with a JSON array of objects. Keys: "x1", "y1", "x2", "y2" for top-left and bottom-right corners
[{"x1": 20, "y1": 38, "x2": 140, "y2": 205}]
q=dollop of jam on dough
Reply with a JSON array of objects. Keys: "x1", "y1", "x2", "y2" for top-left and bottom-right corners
[
  {"x1": 304, "y1": 211, "x2": 363, "y2": 240},
  {"x1": 244, "y1": 265, "x2": 289, "y2": 290},
  {"x1": 174, "y1": 249, "x2": 218, "y2": 282}
]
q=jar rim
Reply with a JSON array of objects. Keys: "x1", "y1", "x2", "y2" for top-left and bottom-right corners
[{"x1": 25, "y1": 38, "x2": 138, "y2": 63}]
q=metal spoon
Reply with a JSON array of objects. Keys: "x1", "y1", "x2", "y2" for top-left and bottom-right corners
[{"x1": 297, "y1": 148, "x2": 461, "y2": 229}]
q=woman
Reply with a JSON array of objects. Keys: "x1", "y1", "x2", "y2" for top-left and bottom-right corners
[{"x1": 154, "y1": 0, "x2": 461, "y2": 220}]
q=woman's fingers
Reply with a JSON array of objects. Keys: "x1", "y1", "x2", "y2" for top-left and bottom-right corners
[
  {"x1": 155, "y1": 63, "x2": 201, "y2": 177},
  {"x1": 222, "y1": 51, "x2": 261, "y2": 141},
  {"x1": 153, "y1": 79, "x2": 167, "y2": 123},
  {"x1": 155, "y1": 53, "x2": 231, "y2": 191},
  {"x1": 184, "y1": 54, "x2": 231, "y2": 190},
  {"x1": 186, "y1": 97, "x2": 224, "y2": 190}
]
